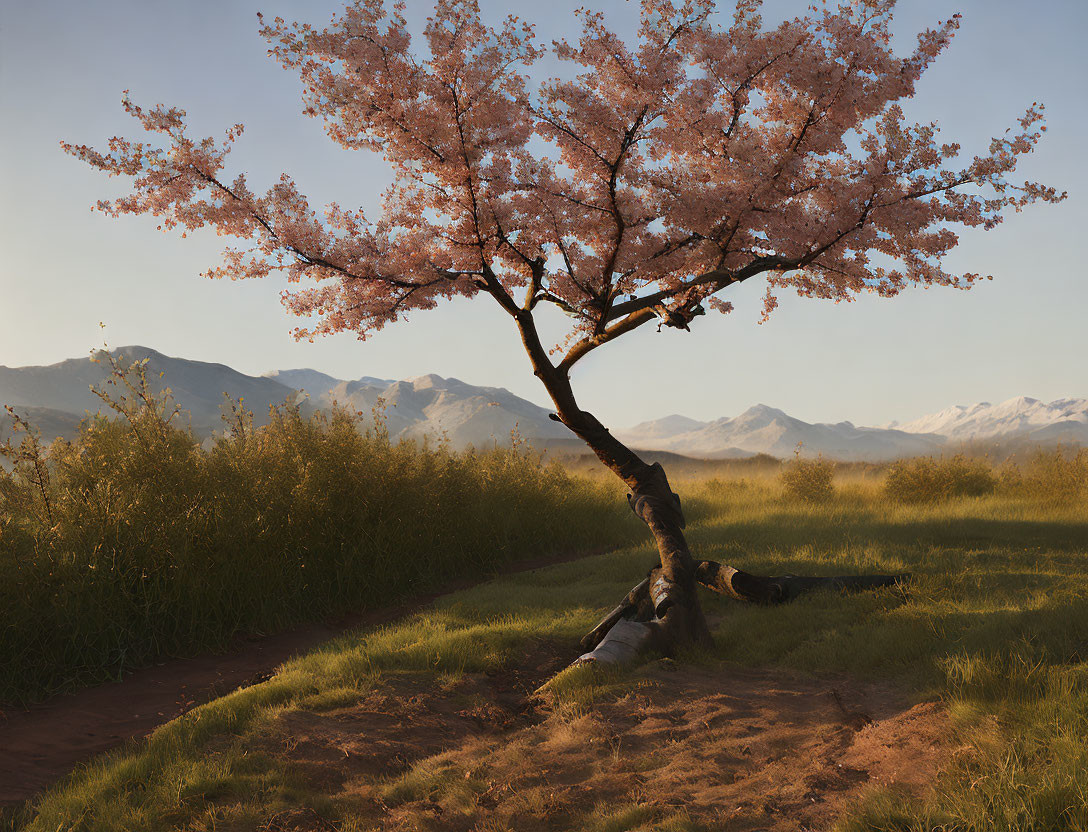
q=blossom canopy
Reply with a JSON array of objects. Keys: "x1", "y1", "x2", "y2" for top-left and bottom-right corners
[{"x1": 63, "y1": 0, "x2": 1064, "y2": 370}]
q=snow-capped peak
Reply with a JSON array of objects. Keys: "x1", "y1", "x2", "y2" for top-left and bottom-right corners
[{"x1": 895, "y1": 396, "x2": 1088, "y2": 439}]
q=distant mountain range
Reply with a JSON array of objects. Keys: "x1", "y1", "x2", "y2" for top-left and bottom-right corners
[
  {"x1": 0, "y1": 347, "x2": 302, "y2": 438},
  {"x1": 0, "y1": 347, "x2": 1083, "y2": 460},
  {"x1": 613, "y1": 406, "x2": 948, "y2": 460},
  {"x1": 262, "y1": 369, "x2": 572, "y2": 449},
  {"x1": 0, "y1": 347, "x2": 570, "y2": 451},
  {"x1": 616, "y1": 398, "x2": 1088, "y2": 459}
]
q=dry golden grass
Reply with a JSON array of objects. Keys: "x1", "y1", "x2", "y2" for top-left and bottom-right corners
[{"x1": 0, "y1": 356, "x2": 636, "y2": 705}]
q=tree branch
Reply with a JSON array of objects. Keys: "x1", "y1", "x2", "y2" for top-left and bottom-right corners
[
  {"x1": 557, "y1": 307, "x2": 658, "y2": 373},
  {"x1": 605, "y1": 254, "x2": 799, "y2": 322}
]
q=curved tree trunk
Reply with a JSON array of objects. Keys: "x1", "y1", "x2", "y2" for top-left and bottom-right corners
[
  {"x1": 530, "y1": 379, "x2": 713, "y2": 650},
  {"x1": 539, "y1": 388, "x2": 712, "y2": 650}
]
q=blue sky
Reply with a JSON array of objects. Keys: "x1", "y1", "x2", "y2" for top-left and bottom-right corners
[{"x1": 1, "y1": 0, "x2": 1085, "y2": 428}]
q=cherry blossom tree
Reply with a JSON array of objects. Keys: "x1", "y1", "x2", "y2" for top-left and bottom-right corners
[{"x1": 65, "y1": 0, "x2": 1064, "y2": 659}]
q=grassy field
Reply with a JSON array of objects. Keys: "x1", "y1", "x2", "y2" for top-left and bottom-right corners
[{"x1": 7, "y1": 459, "x2": 1088, "y2": 831}]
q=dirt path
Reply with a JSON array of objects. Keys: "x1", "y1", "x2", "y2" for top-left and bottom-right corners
[
  {"x1": 257, "y1": 653, "x2": 951, "y2": 831},
  {"x1": 0, "y1": 550, "x2": 601, "y2": 807}
]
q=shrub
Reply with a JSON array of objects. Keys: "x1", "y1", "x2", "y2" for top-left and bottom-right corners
[
  {"x1": 883, "y1": 454, "x2": 997, "y2": 503},
  {"x1": 780, "y1": 455, "x2": 835, "y2": 503},
  {"x1": 1000, "y1": 447, "x2": 1088, "y2": 504}
]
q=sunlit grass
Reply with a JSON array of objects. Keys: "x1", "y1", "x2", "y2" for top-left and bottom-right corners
[{"x1": 7, "y1": 468, "x2": 1088, "y2": 831}]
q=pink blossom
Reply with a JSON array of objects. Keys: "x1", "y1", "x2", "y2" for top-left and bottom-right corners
[{"x1": 64, "y1": 0, "x2": 1064, "y2": 362}]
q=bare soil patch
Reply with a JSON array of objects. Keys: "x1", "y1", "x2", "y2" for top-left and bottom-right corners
[
  {"x1": 0, "y1": 550, "x2": 598, "y2": 807},
  {"x1": 259, "y1": 654, "x2": 950, "y2": 831},
  {"x1": 0, "y1": 618, "x2": 354, "y2": 806}
]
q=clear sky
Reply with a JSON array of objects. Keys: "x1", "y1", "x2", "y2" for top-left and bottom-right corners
[{"x1": 1, "y1": 0, "x2": 1085, "y2": 429}]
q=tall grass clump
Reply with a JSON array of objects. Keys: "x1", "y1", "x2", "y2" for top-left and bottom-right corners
[
  {"x1": 779, "y1": 452, "x2": 835, "y2": 503},
  {"x1": 0, "y1": 353, "x2": 636, "y2": 705},
  {"x1": 883, "y1": 453, "x2": 997, "y2": 503}
]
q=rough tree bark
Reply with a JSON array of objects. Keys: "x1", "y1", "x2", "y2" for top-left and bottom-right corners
[{"x1": 511, "y1": 310, "x2": 715, "y2": 652}]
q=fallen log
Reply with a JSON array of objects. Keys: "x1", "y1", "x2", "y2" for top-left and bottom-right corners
[{"x1": 695, "y1": 561, "x2": 910, "y2": 605}]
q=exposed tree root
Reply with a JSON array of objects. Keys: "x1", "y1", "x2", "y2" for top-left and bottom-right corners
[
  {"x1": 579, "y1": 578, "x2": 652, "y2": 653},
  {"x1": 576, "y1": 619, "x2": 655, "y2": 664}
]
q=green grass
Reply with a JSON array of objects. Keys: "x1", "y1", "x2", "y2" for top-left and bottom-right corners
[{"x1": 8, "y1": 472, "x2": 1088, "y2": 831}]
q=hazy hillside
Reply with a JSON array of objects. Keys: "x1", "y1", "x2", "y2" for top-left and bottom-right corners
[
  {"x1": 309, "y1": 374, "x2": 571, "y2": 448},
  {"x1": 262, "y1": 369, "x2": 394, "y2": 401},
  {"x1": 0, "y1": 347, "x2": 301, "y2": 436},
  {"x1": 0, "y1": 406, "x2": 83, "y2": 444},
  {"x1": 617, "y1": 414, "x2": 710, "y2": 446},
  {"x1": 261, "y1": 369, "x2": 347, "y2": 400}
]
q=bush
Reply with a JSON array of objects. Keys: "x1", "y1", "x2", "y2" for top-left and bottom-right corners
[
  {"x1": 1000, "y1": 447, "x2": 1088, "y2": 504},
  {"x1": 0, "y1": 354, "x2": 636, "y2": 704},
  {"x1": 883, "y1": 454, "x2": 996, "y2": 503},
  {"x1": 780, "y1": 455, "x2": 835, "y2": 503}
]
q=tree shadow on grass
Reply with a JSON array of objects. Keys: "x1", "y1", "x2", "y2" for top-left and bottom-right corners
[
  {"x1": 702, "y1": 576, "x2": 1088, "y2": 693},
  {"x1": 691, "y1": 511, "x2": 1088, "y2": 556}
]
